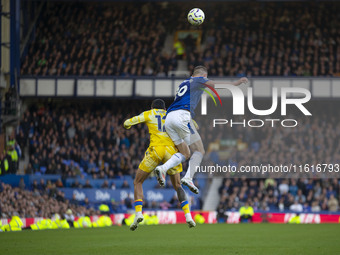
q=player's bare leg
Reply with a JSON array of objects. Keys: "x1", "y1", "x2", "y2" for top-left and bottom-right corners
[
  {"x1": 155, "y1": 142, "x2": 190, "y2": 186},
  {"x1": 181, "y1": 139, "x2": 205, "y2": 194},
  {"x1": 130, "y1": 168, "x2": 149, "y2": 231},
  {"x1": 170, "y1": 173, "x2": 196, "y2": 228}
]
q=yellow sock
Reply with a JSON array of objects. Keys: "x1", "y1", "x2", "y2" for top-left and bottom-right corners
[
  {"x1": 134, "y1": 199, "x2": 143, "y2": 213},
  {"x1": 181, "y1": 201, "x2": 190, "y2": 214}
]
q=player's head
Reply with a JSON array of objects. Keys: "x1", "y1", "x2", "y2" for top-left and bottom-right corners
[
  {"x1": 151, "y1": 99, "x2": 166, "y2": 110},
  {"x1": 192, "y1": 65, "x2": 208, "y2": 77}
]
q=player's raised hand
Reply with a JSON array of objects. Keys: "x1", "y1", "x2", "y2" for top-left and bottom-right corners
[
  {"x1": 237, "y1": 77, "x2": 249, "y2": 85},
  {"x1": 123, "y1": 120, "x2": 131, "y2": 129}
]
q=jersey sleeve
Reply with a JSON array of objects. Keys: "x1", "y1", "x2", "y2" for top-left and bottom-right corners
[
  {"x1": 192, "y1": 77, "x2": 209, "y2": 89},
  {"x1": 123, "y1": 112, "x2": 147, "y2": 129}
]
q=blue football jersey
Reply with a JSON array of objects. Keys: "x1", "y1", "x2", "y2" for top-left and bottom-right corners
[{"x1": 167, "y1": 76, "x2": 209, "y2": 117}]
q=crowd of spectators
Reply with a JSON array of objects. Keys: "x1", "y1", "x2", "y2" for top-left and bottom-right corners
[
  {"x1": 217, "y1": 178, "x2": 339, "y2": 213},
  {"x1": 21, "y1": 2, "x2": 340, "y2": 77},
  {"x1": 187, "y1": 2, "x2": 340, "y2": 77},
  {"x1": 11, "y1": 99, "x2": 340, "y2": 213},
  {"x1": 17, "y1": 101, "x2": 153, "y2": 178},
  {"x1": 21, "y1": 2, "x2": 178, "y2": 76},
  {"x1": 195, "y1": 100, "x2": 340, "y2": 212},
  {"x1": 0, "y1": 100, "x2": 201, "y2": 218},
  {"x1": 196, "y1": 101, "x2": 340, "y2": 175},
  {"x1": 0, "y1": 177, "x2": 198, "y2": 219},
  {"x1": 12, "y1": 1, "x2": 340, "y2": 218},
  {"x1": 0, "y1": 181, "x2": 97, "y2": 219}
]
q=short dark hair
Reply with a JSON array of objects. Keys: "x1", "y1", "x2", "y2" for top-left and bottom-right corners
[
  {"x1": 193, "y1": 65, "x2": 208, "y2": 76},
  {"x1": 151, "y1": 99, "x2": 166, "y2": 109}
]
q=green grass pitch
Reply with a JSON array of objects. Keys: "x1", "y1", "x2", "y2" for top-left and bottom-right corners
[{"x1": 1, "y1": 224, "x2": 339, "y2": 255}]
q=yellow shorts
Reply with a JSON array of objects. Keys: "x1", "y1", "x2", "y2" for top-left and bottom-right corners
[{"x1": 139, "y1": 145, "x2": 182, "y2": 175}]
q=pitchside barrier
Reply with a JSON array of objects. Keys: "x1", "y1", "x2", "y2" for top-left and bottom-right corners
[
  {"x1": 1, "y1": 211, "x2": 340, "y2": 228},
  {"x1": 0, "y1": 174, "x2": 206, "y2": 193},
  {"x1": 19, "y1": 76, "x2": 340, "y2": 98},
  {"x1": 0, "y1": 174, "x2": 205, "y2": 209}
]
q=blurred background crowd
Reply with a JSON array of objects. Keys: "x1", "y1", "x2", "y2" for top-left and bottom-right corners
[
  {"x1": 217, "y1": 178, "x2": 339, "y2": 214},
  {"x1": 21, "y1": 2, "x2": 340, "y2": 77},
  {"x1": 0, "y1": 99, "x2": 338, "y2": 219},
  {"x1": 187, "y1": 1, "x2": 340, "y2": 77},
  {"x1": 0, "y1": 182, "x2": 97, "y2": 219},
  {"x1": 21, "y1": 2, "x2": 178, "y2": 76},
  {"x1": 1, "y1": 1, "x2": 339, "y2": 220},
  {"x1": 18, "y1": 101, "x2": 148, "y2": 177}
]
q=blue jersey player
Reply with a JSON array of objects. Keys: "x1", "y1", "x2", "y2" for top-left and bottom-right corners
[{"x1": 155, "y1": 66, "x2": 248, "y2": 194}]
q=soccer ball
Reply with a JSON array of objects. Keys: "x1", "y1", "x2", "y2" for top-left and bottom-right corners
[{"x1": 187, "y1": 8, "x2": 205, "y2": 26}]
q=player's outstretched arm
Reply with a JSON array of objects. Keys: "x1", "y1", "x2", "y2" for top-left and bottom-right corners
[
  {"x1": 205, "y1": 77, "x2": 248, "y2": 88},
  {"x1": 123, "y1": 112, "x2": 146, "y2": 129}
]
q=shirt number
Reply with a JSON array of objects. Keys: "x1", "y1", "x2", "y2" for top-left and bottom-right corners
[
  {"x1": 155, "y1": 115, "x2": 166, "y2": 132},
  {"x1": 176, "y1": 85, "x2": 188, "y2": 97}
]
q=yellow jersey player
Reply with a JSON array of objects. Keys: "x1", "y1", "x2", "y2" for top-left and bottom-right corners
[{"x1": 123, "y1": 99, "x2": 195, "y2": 231}]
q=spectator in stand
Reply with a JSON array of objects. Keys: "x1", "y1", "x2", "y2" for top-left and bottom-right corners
[
  {"x1": 110, "y1": 182, "x2": 116, "y2": 190},
  {"x1": 31, "y1": 180, "x2": 38, "y2": 191},
  {"x1": 290, "y1": 200, "x2": 303, "y2": 213},
  {"x1": 64, "y1": 209, "x2": 75, "y2": 226},
  {"x1": 19, "y1": 178, "x2": 26, "y2": 190},
  {"x1": 71, "y1": 180, "x2": 82, "y2": 188},
  {"x1": 83, "y1": 180, "x2": 93, "y2": 189},
  {"x1": 70, "y1": 194, "x2": 79, "y2": 206},
  {"x1": 101, "y1": 180, "x2": 109, "y2": 189},
  {"x1": 121, "y1": 180, "x2": 130, "y2": 189},
  {"x1": 55, "y1": 179, "x2": 63, "y2": 188},
  {"x1": 160, "y1": 200, "x2": 172, "y2": 210},
  {"x1": 169, "y1": 194, "x2": 180, "y2": 209},
  {"x1": 311, "y1": 201, "x2": 321, "y2": 212},
  {"x1": 118, "y1": 200, "x2": 128, "y2": 213},
  {"x1": 278, "y1": 180, "x2": 289, "y2": 195},
  {"x1": 217, "y1": 204, "x2": 228, "y2": 223},
  {"x1": 328, "y1": 194, "x2": 339, "y2": 212},
  {"x1": 38, "y1": 179, "x2": 46, "y2": 193},
  {"x1": 109, "y1": 199, "x2": 118, "y2": 213}
]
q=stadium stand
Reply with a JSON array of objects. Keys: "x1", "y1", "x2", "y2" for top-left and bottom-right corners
[
  {"x1": 187, "y1": 2, "x2": 340, "y2": 77},
  {"x1": 217, "y1": 178, "x2": 339, "y2": 213},
  {"x1": 1, "y1": 1, "x2": 338, "y2": 221},
  {"x1": 0, "y1": 100, "x2": 335, "y2": 215},
  {"x1": 0, "y1": 101, "x2": 205, "y2": 218},
  {"x1": 21, "y1": 2, "x2": 340, "y2": 77},
  {"x1": 0, "y1": 181, "x2": 97, "y2": 218},
  {"x1": 196, "y1": 101, "x2": 340, "y2": 171},
  {"x1": 21, "y1": 2, "x2": 178, "y2": 76},
  {"x1": 18, "y1": 101, "x2": 156, "y2": 177}
]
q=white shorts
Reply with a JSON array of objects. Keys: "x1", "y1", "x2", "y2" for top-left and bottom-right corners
[{"x1": 165, "y1": 110, "x2": 201, "y2": 146}]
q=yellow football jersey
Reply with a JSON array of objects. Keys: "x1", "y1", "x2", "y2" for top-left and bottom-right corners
[{"x1": 123, "y1": 109, "x2": 174, "y2": 147}]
